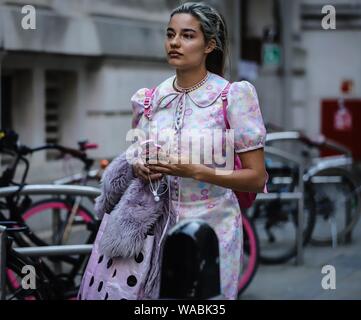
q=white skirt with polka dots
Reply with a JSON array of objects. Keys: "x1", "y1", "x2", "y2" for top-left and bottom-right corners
[{"x1": 77, "y1": 213, "x2": 155, "y2": 300}]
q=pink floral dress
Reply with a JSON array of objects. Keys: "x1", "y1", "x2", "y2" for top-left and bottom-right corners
[{"x1": 131, "y1": 72, "x2": 266, "y2": 299}]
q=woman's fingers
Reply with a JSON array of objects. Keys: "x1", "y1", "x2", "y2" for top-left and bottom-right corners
[
  {"x1": 149, "y1": 173, "x2": 163, "y2": 180},
  {"x1": 148, "y1": 165, "x2": 173, "y2": 175},
  {"x1": 133, "y1": 163, "x2": 164, "y2": 181}
]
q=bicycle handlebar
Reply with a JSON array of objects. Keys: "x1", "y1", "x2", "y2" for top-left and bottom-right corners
[
  {"x1": 29, "y1": 144, "x2": 87, "y2": 161},
  {"x1": 0, "y1": 129, "x2": 98, "y2": 189}
]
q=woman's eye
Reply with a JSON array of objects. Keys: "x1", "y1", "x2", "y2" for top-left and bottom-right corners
[
  {"x1": 183, "y1": 34, "x2": 193, "y2": 39},
  {"x1": 166, "y1": 33, "x2": 174, "y2": 38}
]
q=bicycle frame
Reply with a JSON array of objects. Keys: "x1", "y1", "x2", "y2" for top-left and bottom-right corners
[{"x1": 0, "y1": 185, "x2": 100, "y2": 300}]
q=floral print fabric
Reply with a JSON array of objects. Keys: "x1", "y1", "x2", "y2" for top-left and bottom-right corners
[{"x1": 130, "y1": 72, "x2": 266, "y2": 299}]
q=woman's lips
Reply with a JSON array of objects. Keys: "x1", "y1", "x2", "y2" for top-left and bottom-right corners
[{"x1": 169, "y1": 52, "x2": 182, "y2": 58}]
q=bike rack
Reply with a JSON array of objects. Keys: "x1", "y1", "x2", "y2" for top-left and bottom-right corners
[
  {"x1": 0, "y1": 184, "x2": 101, "y2": 198},
  {"x1": 13, "y1": 244, "x2": 93, "y2": 257},
  {"x1": 0, "y1": 185, "x2": 100, "y2": 300},
  {"x1": 255, "y1": 146, "x2": 305, "y2": 265},
  {"x1": 266, "y1": 131, "x2": 353, "y2": 158},
  {"x1": 0, "y1": 224, "x2": 93, "y2": 300}
]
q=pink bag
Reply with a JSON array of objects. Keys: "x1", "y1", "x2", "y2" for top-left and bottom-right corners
[{"x1": 221, "y1": 83, "x2": 266, "y2": 209}]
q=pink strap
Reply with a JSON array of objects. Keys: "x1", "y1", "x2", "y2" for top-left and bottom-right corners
[
  {"x1": 221, "y1": 82, "x2": 242, "y2": 169},
  {"x1": 221, "y1": 82, "x2": 268, "y2": 193},
  {"x1": 221, "y1": 82, "x2": 232, "y2": 130},
  {"x1": 143, "y1": 87, "x2": 156, "y2": 119}
]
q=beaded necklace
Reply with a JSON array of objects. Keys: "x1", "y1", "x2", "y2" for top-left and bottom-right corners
[{"x1": 173, "y1": 72, "x2": 210, "y2": 93}]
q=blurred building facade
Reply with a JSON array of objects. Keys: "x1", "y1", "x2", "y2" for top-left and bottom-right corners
[
  {"x1": 0, "y1": 0, "x2": 239, "y2": 167},
  {"x1": 1, "y1": 0, "x2": 361, "y2": 170},
  {"x1": 241, "y1": 0, "x2": 361, "y2": 138}
]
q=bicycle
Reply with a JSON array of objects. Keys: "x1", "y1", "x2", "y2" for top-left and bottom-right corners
[
  {"x1": 248, "y1": 154, "x2": 315, "y2": 264},
  {"x1": 0, "y1": 129, "x2": 102, "y2": 245},
  {"x1": 252, "y1": 130, "x2": 361, "y2": 264},
  {"x1": 0, "y1": 130, "x2": 100, "y2": 297},
  {"x1": 237, "y1": 212, "x2": 260, "y2": 297},
  {"x1": 0, "y1": 220, "x2": 89, "y2": 300}
]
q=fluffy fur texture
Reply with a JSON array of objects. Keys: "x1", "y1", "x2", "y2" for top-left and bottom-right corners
[
  {"x1": 94, "y1": 152, "x2": 135, "y2": 219},
  {"x1": 93, "y1": 151, "x2": 177, "y2": 298},
  {"x1": 142, "y1": 197, "x2": 177, "y2": 298},
  {"x1": 98, "y1": 178, "x2": 167, "y2": 258}
]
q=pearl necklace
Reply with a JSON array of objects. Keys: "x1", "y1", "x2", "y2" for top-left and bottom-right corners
[{"x1": 173, "y1": 72, "x2": 210, "y2": 93}]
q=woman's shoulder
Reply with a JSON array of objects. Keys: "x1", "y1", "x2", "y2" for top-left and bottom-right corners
[
  {"x1": 131, "y1": 75, "x2": 176, "y2": 105},
  {"x1": 229, "y1": 80, "x2": 257, "y2": 97}
]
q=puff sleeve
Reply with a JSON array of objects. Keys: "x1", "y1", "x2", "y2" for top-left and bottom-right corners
[
  {"x1": 130, "y1": 88, "x2": 148, "y2": 129},
  {"x1": 227, "y1": 81, "x2": 266, "y2": 153}
]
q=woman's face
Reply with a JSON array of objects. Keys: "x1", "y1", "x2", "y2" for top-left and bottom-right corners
[{"x1": 164, "y1": 13, "x2": 214, "y2": 71}]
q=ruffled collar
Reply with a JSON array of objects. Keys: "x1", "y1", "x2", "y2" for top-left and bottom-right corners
[{"x1": 151, "y1": 72, "x2": 229, "y2": 111}]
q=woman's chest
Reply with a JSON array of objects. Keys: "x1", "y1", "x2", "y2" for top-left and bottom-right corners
[{"x1": 145, "y1": 95, "x2": 226, "y2": 133}]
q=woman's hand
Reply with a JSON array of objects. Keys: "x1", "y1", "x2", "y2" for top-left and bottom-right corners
[
  {"x1": 146, "y1": 155, "x2": 204, "y2": 179},
  {"x1": 132, "y1": 161, "x2": 163, "y2": 182}
]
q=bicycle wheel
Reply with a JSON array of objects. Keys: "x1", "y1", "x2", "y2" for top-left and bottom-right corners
[
  {"x1": 249, "y1": 190, "x2": 316, "y2": 264},
  {"x1": 307, "y1": 167, "x2": 361, "y2": 246},
  {"x1": 238, "y1": 213, "x2": 259, "y2": 297},
  {"x1": 5, "y1": 249, "x2": 48, "y2": 300},
  {"x1": 21, "y1": 198, "x2": 97, "y2": 246},
  {"x1": 6, "y1": 252, "x2": 73, "y2": 300},
  {"x1": 20, "y1": 198, "x2": 98, "y2": 289}
]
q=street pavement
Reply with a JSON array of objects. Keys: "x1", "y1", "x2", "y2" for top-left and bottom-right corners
[{"x1": 241, "y1": 216, "x2": 361, "y2": 300}]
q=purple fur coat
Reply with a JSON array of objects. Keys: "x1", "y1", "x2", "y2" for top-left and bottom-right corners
[{"x1": 77, "y1": 152, "x2": 177, "y2": 300}]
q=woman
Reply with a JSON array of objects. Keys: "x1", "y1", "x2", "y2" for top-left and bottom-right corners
[
  {"x1": 132, "y1": 2, "x2": 267, "y2": 300},
  {"x1": 78, "y1": 2, "x2": 267, "y2": 301}
]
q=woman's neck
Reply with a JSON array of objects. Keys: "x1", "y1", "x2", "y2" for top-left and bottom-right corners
[{"x1": 175, "y1": 67, "x2": 209, "y2": 89}]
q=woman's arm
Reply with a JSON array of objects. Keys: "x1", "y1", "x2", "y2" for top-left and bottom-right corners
[
  {"x1": 147, "y1": 148, "x2": 267, "y2": 193},
  {"x1": 193, "y1": 148, "x2": 267, "y2": 193}
]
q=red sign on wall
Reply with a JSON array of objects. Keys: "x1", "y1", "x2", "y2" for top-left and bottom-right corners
[{"x1": 321, "y1": 99, "x2": 361, "y2": 160}]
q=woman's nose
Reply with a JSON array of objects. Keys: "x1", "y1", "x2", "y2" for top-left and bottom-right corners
[{"x1": 170, "y1": 35, "x2": 180, "y2": 47}]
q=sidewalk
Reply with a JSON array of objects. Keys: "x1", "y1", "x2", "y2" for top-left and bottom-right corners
[{"x1": 241, "y1": 217, "x2": 361, "y2": 300}]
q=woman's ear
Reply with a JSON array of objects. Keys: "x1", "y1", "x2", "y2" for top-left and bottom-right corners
[{"x1": 205, "y1": 39, "x2": 216, "y2": 54}]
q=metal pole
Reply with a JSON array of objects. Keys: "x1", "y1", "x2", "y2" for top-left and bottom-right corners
[
  {"x1": 296, "y1": 162, "x2": 304, "y2": 265},
  {"x1": 13, "y1": 244, "x2": 93, "y2": 257},
  {"x1": 0, "y1": 185, "x2": 101, "y2": 198},
  {"x1": 279, "y1": 0, "x2": 293, "y2": 130},
  {"x1": 0, "y1": 226, "x2": 7, "y2": 300}
]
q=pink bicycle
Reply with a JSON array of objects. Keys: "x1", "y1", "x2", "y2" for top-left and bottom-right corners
[{"x1": 237, "y1": 211, "x2": 260, "y2": 297}]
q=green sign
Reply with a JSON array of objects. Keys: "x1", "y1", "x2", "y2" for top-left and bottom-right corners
[{"x1": 263, "y1": 44, "x2": 281, "y2": 66}]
